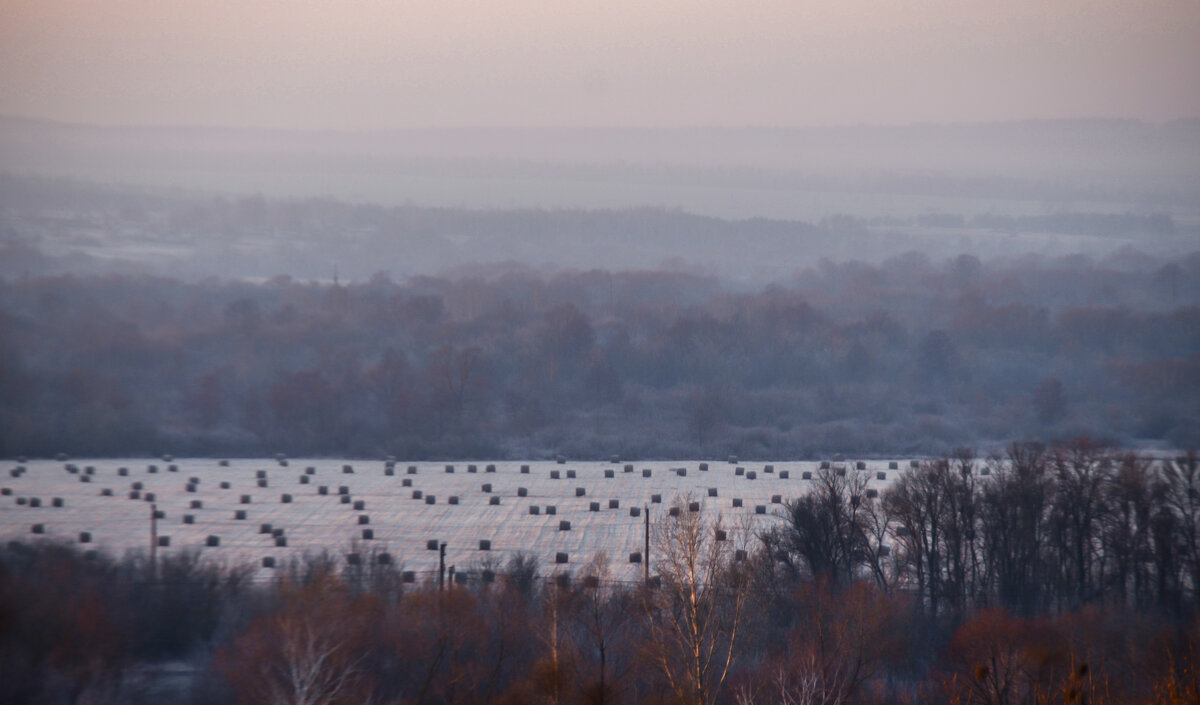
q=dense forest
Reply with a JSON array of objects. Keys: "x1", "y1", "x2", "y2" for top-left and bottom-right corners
[
  {"x1": 1, "y1": 248, "x2": 1197, "y2": 458},
  {"x1": 3, "y1": 445, "x2": 1197, "y2": 704}
]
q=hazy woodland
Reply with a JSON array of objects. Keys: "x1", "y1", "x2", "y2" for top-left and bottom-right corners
[{"x1": 1, "y1": 118, "x2": 1198, "y2": 460}]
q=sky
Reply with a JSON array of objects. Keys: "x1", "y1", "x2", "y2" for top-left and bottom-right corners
[{"x1": 1, "y1": 0, "x2": 1198, "y2": 130}]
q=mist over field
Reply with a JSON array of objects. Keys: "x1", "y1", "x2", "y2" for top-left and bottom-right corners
[{"x1": 3, "y1": 2, "x2": 1200, "y2": 703}]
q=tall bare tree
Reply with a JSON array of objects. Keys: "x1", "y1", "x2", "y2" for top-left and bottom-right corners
[{"x1": 643, "y1": 496, "x2": 754, "y2": 705}]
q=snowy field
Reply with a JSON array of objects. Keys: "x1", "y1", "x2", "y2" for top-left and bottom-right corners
[{"x1": 0, "y1": 457, "x2": 910, "y2": 582}]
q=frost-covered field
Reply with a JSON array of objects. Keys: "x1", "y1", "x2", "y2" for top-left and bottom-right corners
[{"x1": 0, "y1": 458, "x2": 908, "y2": 582}]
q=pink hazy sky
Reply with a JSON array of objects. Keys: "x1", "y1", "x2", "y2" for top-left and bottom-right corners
[{"x1": 1, "y1": 0, "x2": 1198, "y2": 130}]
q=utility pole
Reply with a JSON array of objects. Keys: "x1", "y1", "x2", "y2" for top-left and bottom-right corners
[
  {"x1": 438, "y1": 542, "x2": 447, "y2": 591},
  {"x1": 150, "y1": 502, "x2": 158, "y2": 579},
  {"x1": 644, "y1": 503, "x2": 650, "y2": 585}
]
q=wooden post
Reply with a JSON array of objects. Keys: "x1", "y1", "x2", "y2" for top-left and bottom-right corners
[
  {"x1": 439, "y1": 542, "x2": 447, "y2": 591},
  {"x1": 644, "y1": 504, "x2": 650, "y2": 585},
  {"x1": 150, "y1": 502, "x2": 158, "y2": 579}
]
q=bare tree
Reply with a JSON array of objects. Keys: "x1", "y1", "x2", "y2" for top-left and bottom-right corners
[{"x1": 643, "y1": 496, "x2": 754, "y2": 705}]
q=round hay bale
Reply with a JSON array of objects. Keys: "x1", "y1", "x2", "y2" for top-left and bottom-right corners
[
  {"x1": 402, "y1": 571, "x2": 416, "y2": 583},
  {"x1": 629, "y1": 552, "x2": 642, "y2": 563},
  {"x1": 427, "y1": 540, "x2": 439, "y2": 550},
  {"x1": 234, "y1": 510, "x2": 246, "y2": 520},
  {"x1": 589, "y1": 502, "x2": 600, "y2": 512},
  {"x1": 144, "y1": 493, "x2": 155, "y2": 502},
  {"x1": 402, "y1": 478, "x2": 412, "y2": 487},
  {"x1": 318, "y1": 485, "x2": 329, "y2": 495},
  {"x1": 153, "y1": 509, "x2": 165, "y2": 519},
  {"x1": 219, "y1": 459, "x2": 230, "y2": 467},
  {"x1": 343, "y1": 464, "x2": 354, "y2": 474},
  {"x1": 529, "y1": 505, "x2": 540, "y2": 515},
  {"x1": 555, "y1": 552, "x2": 568, "y2": 564},
  {"x1": 281, "y1": 494, "x2": 292, "y2": 503},
  {"x1": 521, "y1": 464, "x2": 530, "y2": 474},
  {"x1": 240, "y1": 494, "x2": 251, "y2": 504},
  {"x1": 486, "y1": 464, "x2": 496, "y2": 473},
  {"x1": 715, "y1": 529, "x2": 727, "y2": 541},
  {"x1": 449, "y1": 496, "x2": 459, "y2": 505},
  {"x1": 338, "y1": 485, "x2": 349, "y2": 495},
  {"x1": 30, "y1": 523, "x2": 45, "y2": 534},
  {"x1": 377, "y1": 552, "x2": 391, "y2": 565},
  {"x1": 651, "y1": 494, "x2": 662, "y2": 504},
  {"x1": 385, "y1": 467, "x2": 394, "y2": 476},
  {"x1": 358, "y1": 514, "x2": 370, "y2": 525},
  {"x1": 219, "y1": 481, "x2": 231, "y2": 489},
  {"x1": 575, "y1": 487, "x2": 586, "y2": 497},
  {"x1": 275, "y1": 536, "x2": 287, "y2": 547},
  {"x1": 132, "y1": 481, "x2": 144, "y2": 490},
  {"x1": 735, "y1": 467, "x2": 745, "y2": 476},
  {"x1": 771, "y1": 495, "x2": 782, "y2": 504},
  {"x1": 642, "y1": 468, "x2": 652, "y2": 478},
  {"x1": 699, "y1": 462, "x2": 709, "y2": 471},
  {"x1": 412, "y1": 490, "x2": 423, "y2": 499},
  {"x1": 856, "y1": 461, "x2": 866, "y2": 470},
  {"x1": 340, "y1": 495, "x2": 351, "y2": 504},
  {"x1": 445, "y1": 464, "x2": 454, "y2": 473},
  {"x1": 128, "y1": 491, "x2": 140, "y2": 500},
  {"x1": 732, "y1": 498, "x2": 743, "y2": 507},
  {"x1": 604, "y1": 469, "x2": 615, "y2": 478},
  {"x1": 262, "y1": 556, "x2": 276, "y2": 568},
  {"x1": 802, "y1": 471, "x2": 813, "y2": 480},
  {"x1": 52, "y1": 497, "x2": 64, "y2": 507},
  {"x1": 260, "y1": 523, "x2": 273, "y2": 534},
  {"x1": 306, "y1": 467, "x2": 316, "y2": 475},
  {"x1": 888, "y1": 461, "x2": 898, "y2": 470},
  {"x1": 556, "y1": 456, "x2": 566, "y2": 464},
  {"x1": 118, "y1": 467, "x2": 129, "y2": 476},
  {"x1": 157, "y1": 536, "x2": 170, "y2": 547},
  {"x1": 708, "y1": 487, "x2": 718, "y2": 497},
  {"x1": 407, "y1": 465, "x2": 417, "y2": 474},
  {"x1": 479, "y1": 539, "x2": 491, "y2": 551},
  {"x1": 559, "y1": 520, "x2": 571, "y2": 531},
  {"x1": 566, "y1": 470, "x2": 576, "y2": 479},
  {"x1": 361, "y1": 529, "x2": 374, "y2": 540},
  {"x1": 764, "y1": 464, "x2": 775, "y2": 473},
  {"x1": 481, "y1": 483, "x2": 492, "y2": 493},
  {"x1": 425, "y1": 495, "x2": 436, "y2": 505},
  {"x1": 609, "y1": 499, "x2": 620, "y2": 509},
  {"x1": 206, "y1": 535, "x2": 220, "y2": 547},
  {"x1": 747, "y1": 471, "x2": 757, "y2": 480},
  {"x1": 780, "y1": 470, "x2": 790, "y2": 479},
  {"x1": 517, "y1": 487, "x2": 528, "y2": 497},
  {"x1": 353, "y1": 499, "x2": 365, "y2": 510},
  {"x1": 79, "y1": 531, "x2": 91, "y2": 543},
  {"x1": 688, "y1": 501, "x2": 700, "y2": 512},
  {"x1": 728, "y1": 455, "x2": 738, "y2": 464},
  {"x1": 877, "y1": 471, "x2": 887, "y2": 481},
  {"x1": 755, "y1": 505, "x2": 767, "y2": 514},
  {"x1": 668, "y1": 507, "x2": 680, "y2": 517},
  {"x1": 630, "y1": 506, "x2": 641, "y2": 517},
  {"x1": 299, "y1": 475, "x2": 310, "y2": 484},
  {"x1": 468, "y1": 464, "x2": 478, "y2": 473},
  {"x1": 489, "y1": 496, "x2": 500, "y2": 505},
  {"x1": 545, "y1": 505, "x2": 557, "y2": 515},
  {"x1": 186, "y1": 484, "x2": 197, "y2": 493},
  {"x1": 256, "y1": 470, "x2": 267, "y2": 479},
  {"x1": 183, "y1": 514, "x2": 195, "y2": 524},
  {"x1": 550, "y1": 470, "x2": 561, "y2": 480}
]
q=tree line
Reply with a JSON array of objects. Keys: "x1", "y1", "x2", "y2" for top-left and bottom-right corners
[
  {"x1": 1, "y1": 252, "x2": 1197, "y2": 459},
  {"x1": 2, "y1": 443, "x2": 1197, "y2": 704}
]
